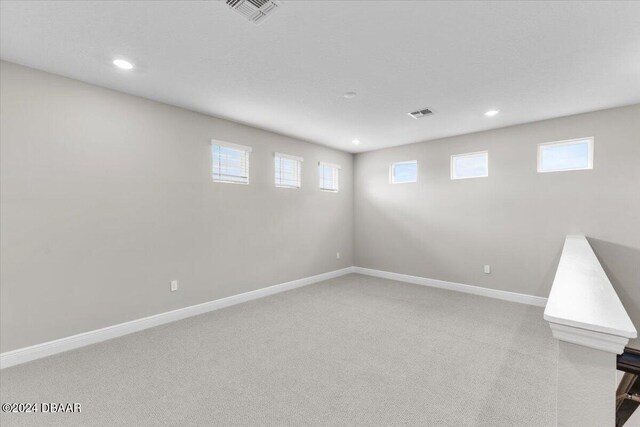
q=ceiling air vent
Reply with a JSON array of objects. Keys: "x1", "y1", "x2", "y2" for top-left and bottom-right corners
[
  {"x1": 408, "y1": 108, "x2": 434, "y2": 119},
  {"x1": 226, "y1": 0, "x2": 280, "y2": 24}
]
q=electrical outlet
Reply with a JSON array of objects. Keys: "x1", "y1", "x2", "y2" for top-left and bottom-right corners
[
  {"x1": 336, "y1": 252, "x2": 341, "y2": 260},
  {"x1": 484, "y1": 265, "x2": 491, "y2": 274},
  {"x1": 170, "y1": 280, "x2": 178, "y2": 292}
]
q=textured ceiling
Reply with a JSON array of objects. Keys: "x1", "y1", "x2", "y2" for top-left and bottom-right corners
[{"x1": 1, "y1": 1, "x2": 639, "y2": 153}]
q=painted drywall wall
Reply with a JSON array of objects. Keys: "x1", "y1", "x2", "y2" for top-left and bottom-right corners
[
  {"x1": 558, "y1": 342, "x2": 615, "y2": 426},
  {"x1": 2, "y1": 59, "x2": 638, "y2": 354},
  {"x1": 0, "y1": 61, "x2": 354, "y2": 352},
  {"x1": 354, "y1": 104, "x2": 640, "y2": 347}
]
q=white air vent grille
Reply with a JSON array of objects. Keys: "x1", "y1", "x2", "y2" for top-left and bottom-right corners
[
  {"x1": 408, "y1": 108, "x2": 434, "y2": 119},
  {"x1": 226, "y1": 0, "x2": 280, "y2": 24}
]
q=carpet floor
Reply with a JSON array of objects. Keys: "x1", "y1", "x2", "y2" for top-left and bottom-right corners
[{"x1": 0, "y1": 274, "x2": 557, "y2": 426}]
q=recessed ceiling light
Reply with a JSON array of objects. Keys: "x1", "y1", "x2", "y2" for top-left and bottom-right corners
[
  {"x1": 344, "y1": 91, "x2": 357, "y2": 99},
  {"x1": 484, "y1": 110, "x2": 500, "y2": 117},
  {"x1": 113, "y1": 59, "x2": 134, "y2": 70},
  {"x1": 352, "y1": 139, "x2": 360, "y2": 145}
]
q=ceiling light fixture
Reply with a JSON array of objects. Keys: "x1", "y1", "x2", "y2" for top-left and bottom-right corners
[
  {"x1": 113, "y1": 59, "x2": 134, "y2": 70},
  {"x1": 484, "y1": 110, "x2": 500, "y2": 117},
  {"x1": 343, "y1": 91, "x2": 357, "y2": 99},
  {"x1": 352, "y1": 139, "x2": 361, "y2": 145}
]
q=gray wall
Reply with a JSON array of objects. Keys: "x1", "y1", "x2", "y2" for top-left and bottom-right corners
[
  {"x1": 354, "y1": 104, "x2": 640, "y2": 347},
  {"x1": 0, "y1": 61, "x2": 354, "y2": 352},
  {"x1": 3, "y1": 59, "x2": 639, "y2": 353}
]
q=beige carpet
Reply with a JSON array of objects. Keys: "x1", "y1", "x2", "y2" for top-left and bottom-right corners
[{"x1": 0, "y1": 274, "x2": 557, "y2": 426}]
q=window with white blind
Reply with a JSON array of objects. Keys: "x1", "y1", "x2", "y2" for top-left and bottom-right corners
[
  {"x1": 390, "y1": 160, "x2": 418, "y2": 184},
  {"x1": 451, "y1": 151, "x2": 489, "y2": 180},
  {"x1": 211, "y1": 140, "x2": 251, "y2": 184},
  {"x1": 537, "y1": 137, "x2": 594, "y2": 173},
  {"x1": 274, "y1": 153, "x2": 303, "y2": 188},
  {"x1": 319, "y1": 162, "x2": 340, "y2": 192}
]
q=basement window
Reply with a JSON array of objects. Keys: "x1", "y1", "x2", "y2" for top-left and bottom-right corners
[
  {"x1": 451, "y1": 151, "x2": 489, "y2": 180},
  {"x1": 538, "y1": 137, "x2": 594, "y2": 173},
  {"x1": 211, "y1": 140, "x2": 251, "y2": 184},
  {"x1": 319, "y1": 162, "x2": 340, "y2": 192},
  {"x1": 390, "y1": 160, "x2": 418, "y2": 184},
  {"x1": 275, "y1": 153, "x2": 303, "y2": 188}
]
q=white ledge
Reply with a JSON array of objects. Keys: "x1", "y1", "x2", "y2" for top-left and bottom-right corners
[
  {"x1": 544, "y1": 235, "x2": 637, "y2": 354},
  {"x1": 548, "y1": 322, "x2": 630, "y2": 354}
]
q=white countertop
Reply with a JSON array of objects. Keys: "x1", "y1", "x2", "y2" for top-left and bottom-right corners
[{"x1": 544, "y1": 235, "x2": 637, "y2": 339}]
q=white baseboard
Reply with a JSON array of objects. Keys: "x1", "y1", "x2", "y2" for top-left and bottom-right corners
[
  {"x1": 0, "y1": 266, "x2": 545, "y2": 369},
  {"x1": 0, "y1": 267, "x2": 355, "y2": 369},
  {"x1": 353, "y1": 266, "x2": 547, "y2": 307}
]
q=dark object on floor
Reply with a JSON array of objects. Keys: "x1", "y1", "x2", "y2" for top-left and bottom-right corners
[{"x1": 616, "y1": 347, "x2": 640, "y2": 427}]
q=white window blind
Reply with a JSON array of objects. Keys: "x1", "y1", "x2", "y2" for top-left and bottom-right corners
[
  {"x1": 275, "y1": 153, "x2": 303, "y2": 188},
  {"x1": 390, "y1": 160, "x2": 418, "y2": 184},
  {"x1": 538, "y1": 137, "x2": 594, "y2": 173},
  {"x1": 451, "y1": 151, "x2": 489, "y2": 180},
  {"x1": 319, "y1": 162, "x2": 340, "y2": 192},
  {"x1": 211, "y1": 140, "x2": 252, "y2": 184}
]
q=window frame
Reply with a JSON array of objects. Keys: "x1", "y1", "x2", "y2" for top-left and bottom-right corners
[
  {"x1": 318, "y1": 161, "x2": 340, "y2": 192},
  {"x1": 450, "y1": 151, "x2": 489, "y2": 180},
  {"x1": 274, "y1": 152, "x2": 304, "y2": 189},
  {"x1": 210, "y1": 139, "x2": 252, "y2": 185},
  {"x1": 390, "y1": 160, "x2": 418, "y2": 184},
  {"x1": 537, "y1": 137, "x2": 594, "y2": 173}
]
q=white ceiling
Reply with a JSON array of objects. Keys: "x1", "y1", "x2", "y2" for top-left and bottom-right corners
[{"x1": 1, "y1": 1, "x2": 639, "y2": 153}]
